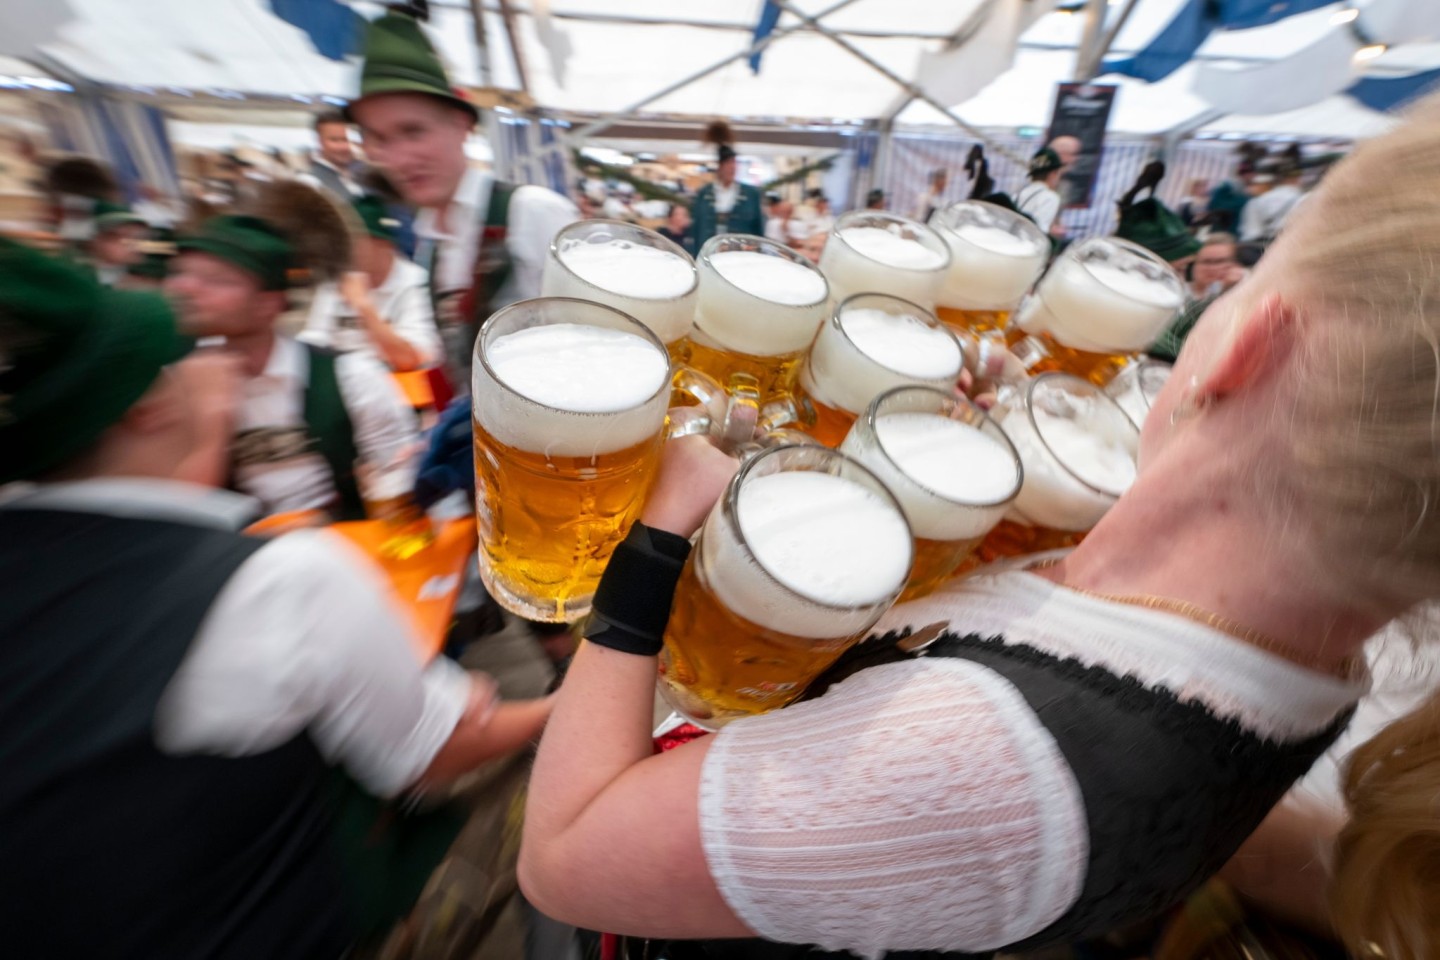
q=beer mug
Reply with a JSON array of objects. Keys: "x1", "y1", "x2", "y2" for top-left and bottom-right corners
[
  {"x1": 819, "y1": 210, "x2": 951, "y2": 308},
  {"x1": 1009, "y1": 237, "x2": 1185, "y2": 386},
  {"x1": 658, "y1": 444, "x2": 913, "y2": 728},
  {"x1": 840, "y1": 386, "x2": 1022, "y2": 601},
  {"x1": 791, "y1": 293, "x2": 966, "y2": 447},
  {"x1": 471, "y1": 297, "x2": 671, "y2": 623},
  {"x1": 679, "y1": 234, "x2": 830, "y2": 405},
  {"x1": 1106, "y1": 358, "x2": 1173, "y2": 430},
  {"x1": 931, "y1": 200, "x2": 1049, "y2": 337},
  {"x1": 542, "y1": 219, "x2": 697, "y2": 356},
  {"x1": 980, "y1": 373, "x2": 1139, "y2": 560}
]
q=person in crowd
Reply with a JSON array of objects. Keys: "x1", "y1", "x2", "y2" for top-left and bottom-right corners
[
  {"x1": 166, "y1": 215, "x2": 419, "y2": 521},
  {"x1": 1240, "y1": 151, "x2": 1305, "y2": 245},
  {"x1": 299, "y1": 195, "x2": 441, "y2": 373},
  {"x1": 302, "y1": 109, "x2": 365, "y2": 200},
  {"x1": 1208, "y1": 157, "x2": 1258, "y2": 235},
  {"x1": 865, "y1": 188, "x2": 886, "y2": 210},
  {"x1": 1048, "y1": 134, "x2": 1082, "y2": 169},
  {"x1": 1016, "y1": 146, "x2": 1067, "y2": 237},
  {"x1": 517, "y1": 98, "x2": 1440, "y2": 960},
  {"x1": 763, "y1": 197, "x2": 797, "y2": 247},
  {"x1": 914, "y1": 167, "x2": 948, "y2": 221},
  {"x1": 657, "y1": 201, "x2": 695, "y2": 256},
  {"x1": 692, "y1": 121, "x2": 764, "y2": 248},
  {"x1": 805, "y1": 188, "x2": 834, "y2": 237},
  {"x1": 86, "y1": 201, "x2": 150, "y2": 287},
  {"x1": 1178, "y1": 177, "x2": 1210, "y2": 228},
  {"x1": 133, "y1": 184, "x2": 186, "y2": 230},
  {"x1": 1148, "y1": 233, "x2": 1244, "y2": 364},
  {"x1": 1113, "y1": 161, "x2": 1201, "y2": 273},
  {"x1": 0, "y1": 238, "x2": 552, "y2": 959},
  {"x1": 345, "y1": 6, "x2": 577, "y2": 378}
]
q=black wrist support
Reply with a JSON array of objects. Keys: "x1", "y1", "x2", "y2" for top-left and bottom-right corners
[{"x1": 583, "y1": 522, "x2": 693, "y2": 656}]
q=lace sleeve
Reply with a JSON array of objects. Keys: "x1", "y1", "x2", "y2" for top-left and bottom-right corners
[{"x1": 697, "y1": 657, "x2": 1087, "y2": 960}]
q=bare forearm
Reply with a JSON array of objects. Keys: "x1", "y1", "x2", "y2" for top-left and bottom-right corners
[
  {"x1": 355, "y1": 300, "x2": 423, "y2": 371},
  {"x1": 418, "y1": 690, "x2": 554, "y2": 790}
]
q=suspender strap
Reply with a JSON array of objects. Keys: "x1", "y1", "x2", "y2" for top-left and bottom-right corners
[
  {"x1": 458, "y1": 180, "x2": 516, "y2": 332},
  {"x1": 302, "y1": 345, "x2": 366, "y2": 521}
]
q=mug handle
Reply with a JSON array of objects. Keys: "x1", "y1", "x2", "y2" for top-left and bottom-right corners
[{"x1": 669, "y1": 366, "x2": 760, "y2": 452}]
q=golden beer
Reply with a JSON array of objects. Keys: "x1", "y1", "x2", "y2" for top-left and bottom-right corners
[
  {"x1": 980, "y1": 374, "x2": 1139, "y2": 561},
  {"x1": 1009, "y1": 237, "x2": 1185, "y2": 387},
  {"x1": 657, "y1": 445, "x2": 913, "y2": 728},
  {"x1": 683, "y1": 234, "x2": 830, "y2": 406},
  {"x1": 473, "y1": 420, "x2": 660, "y2": 621},
  {"x1": 839, "y1": 386, "x2": 1022, "y2": 601},
  {"x1": 931, "y1": 200, "x2": 1048, "y2": 338},
  {"x1": 472, "y1": 298, "x2": 671, "y2": 622},
  {"x1": 796, "y1": 293, "x2": 965, "y2": 447}
]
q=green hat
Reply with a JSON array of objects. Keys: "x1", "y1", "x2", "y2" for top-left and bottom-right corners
[
  {"x1": 93, "y1": 200, "x2": 146, "y2": 233},
  {"x1": 1029, "y1": 147, "x2": 1063, "y2": 179},
  {"x1": 346, "y1": 10, "x2": 477, "y2": 122},
  {"x1": 1116, "y1": 161, "x2": 1202, "y2": 264},
  {"x1": 353, "y1": 195, "x2": 401, "y2": 241},
  {"x1": 0, "y1": 239, "x2": 192, "y2": 483},
  {"x1": 177, "y1": 215, "x2": 293, "y2": 291}
]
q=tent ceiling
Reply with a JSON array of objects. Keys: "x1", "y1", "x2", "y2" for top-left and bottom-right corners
[{"x1": 1, "y1": 0, "x2": 1434, "y2": 140}]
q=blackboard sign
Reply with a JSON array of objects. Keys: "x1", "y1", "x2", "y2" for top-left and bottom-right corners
[{"x1": 1046, "y1": 83, "x2": 1117, "y2": 209}]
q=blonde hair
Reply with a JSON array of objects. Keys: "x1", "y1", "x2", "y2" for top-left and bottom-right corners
[
  {"x1": 1333, "y1": 692, "x2": 1440, "y2": 959},
  {"x1": 1270, "y1": 95, "x2": 1440, "y2": 960},
  {"x1": 1254, "y1": 96, "x2": 1440, "y2": 611}
]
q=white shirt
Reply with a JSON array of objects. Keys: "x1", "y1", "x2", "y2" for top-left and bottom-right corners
[
  {"x1": 1016, "y1": 182, "x2": 1062, "y2": 233},
  {"x1": 1239, "y1": 183, "x2": 1303, "y2": 242},
  {"x1": 298, "y1": 155, "x2": 364, "y2": 198},
  {"x1": 414, "y1": 167, "x2": 579, "y2": 310},
  {"x1": 0, "y1": 478, "x2": 477, "y2": 798},
  {"x1": 763, "y1": 216, "x2": 790, "y2": 245},
  {"x1": 299, "y1": 257, "x2": 443, "y2": 369},
  {"x1": 713, "y1": 181, "x2": 740, "y2": 215},
  {"x1": 699, "y1": 569, "x2": 1366, "y2": 959},
  {"x1": 232, "y1": 336, "x2": 421, "y2": 516}
]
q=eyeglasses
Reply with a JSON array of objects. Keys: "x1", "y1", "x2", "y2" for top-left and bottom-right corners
[{"x1": 1195, "y1": 257, "x2": 1236, "y2": 267}]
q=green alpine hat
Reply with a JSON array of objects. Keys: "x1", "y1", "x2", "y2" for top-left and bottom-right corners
[
  {"x1": 353, "y1": 194, "x2": 401, "y2": 241},
  {"x1": 346, "y1": 10, "x2": 477, "y2": 122},
  {"x1": 93, "y1": 200, "x2": 146, "y2": 233},
  {"x1": 1115, "y1": 197, "x2": 1201, "y2": 263},
  {"x1": 1029, "y1": 147, "x2": 1063, "y2": 179},
  {"x1": 0, "y1": 239, "x2": 192, "y2": 483},
  {"x1": 177, "y1": 215, "x2": 293, "y2": 291}
]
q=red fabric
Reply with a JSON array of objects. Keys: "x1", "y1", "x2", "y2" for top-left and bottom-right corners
[{"x1": 654, "y1": 723, "x2": 710, "y2": 754}]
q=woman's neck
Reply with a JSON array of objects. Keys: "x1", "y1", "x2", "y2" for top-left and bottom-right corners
[{"x1": 1044, "y1": 460, "x2": 1382, "y2": 675}]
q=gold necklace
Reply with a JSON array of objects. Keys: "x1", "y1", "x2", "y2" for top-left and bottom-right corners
[{"x1": 1026, "y1": 559, "x2": 1358, "y2": 679}]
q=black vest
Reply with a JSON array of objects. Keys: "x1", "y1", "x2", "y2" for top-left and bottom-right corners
[
  {"x1": 0, "y1": 508, "x2": 355, "y2": 960},
  {"x1": 642, "y1": 630, "x2": 1350, "y2": 960}
]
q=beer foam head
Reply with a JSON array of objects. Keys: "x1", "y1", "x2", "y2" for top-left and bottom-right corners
[
  {"x1": 820, "y1": 217, "x2": 949, "y2": 307},
  {"x1": 1021, "y1": 242, "x2": 1184, "y2": 352},
  {"x1": 937, "y1": 222, "x2": 1049, "y2": 311},
  {"x1": 803, "y1": 305, "x2": 963, "y2": 416},
  {"x1": 693, "y1": 249, "x2": 830, "y2": 356},
  {"x1": 710, "y1": 250, "x2": 828, "y2": 306},
  {"x1": 702, "y1": 470, "x2": 911, "y2": 638},
  {"x1": 475, "y1": 322, "x2": 669, "y2": 457},
  {"x1": 844, "y1": 412, "x2": 1018, "y2": 540},
  {"x1": 1000, "y1": 386, "x2": 1137, "y2": 531},
  {"x1": 556, "y1": 237, "x2": 695, "y2": 300}
]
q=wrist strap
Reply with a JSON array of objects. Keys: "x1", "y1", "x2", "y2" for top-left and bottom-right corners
[{"x1": 584, "y1": 522, "x2": 692, "y2": 656}]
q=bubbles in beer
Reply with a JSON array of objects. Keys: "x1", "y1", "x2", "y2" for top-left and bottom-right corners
[
  {"x1": 709, "y1": 250, "x2": 828, "y2": 306},
  {"x1": 556, "y1": 237, "x2": 695, "y2": 300},
  {"x1": 487, "y1": 323, "x2": 668, "y2": 414}
]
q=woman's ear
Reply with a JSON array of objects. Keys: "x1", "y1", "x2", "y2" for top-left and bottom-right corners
[{"x1": 1197, "y1": 292, "x2": 1299, "y2": 402}]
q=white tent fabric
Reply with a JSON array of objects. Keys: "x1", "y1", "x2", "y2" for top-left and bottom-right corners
[{"x1": 1, "y1": 0, "x2": 1436, "y2": 139}]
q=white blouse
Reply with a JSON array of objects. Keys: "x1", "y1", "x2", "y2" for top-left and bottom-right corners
[{"x1": 697, "y1": 569, "x2": 1367, "y2": 959}]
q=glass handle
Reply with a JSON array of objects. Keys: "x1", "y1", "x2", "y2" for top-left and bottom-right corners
[{"x1": 668, "y1": 366, "x2": 760, "y2": 453}]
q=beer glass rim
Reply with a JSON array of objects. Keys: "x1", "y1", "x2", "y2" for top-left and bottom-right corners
[
  {"x1": 697, "y1": 233, "x2": 830, "y2": 308},
  {"x1": 1022, "y1": 372, "x2": 1138, "y2": 500},
  {"x1": 1112, "y1": 358, "x2": 1173, "y2": 413},
  {"x1": 931, "y1": 200, "x2": 1049, "y2": 260},
  {"x1": 859, "y1": 385, "x2": 1024, "y2": 510},
  {"x1": 548, "y1": 218, "x2": 699, "y2": 302},
  {"x1": 719, "y1": 443, "x2": 914, "y2": 614},
  {"x1": 1061, "y1": 235, "x2": 1186, "y2": 301},
  {"x1": 831, "y1": 292, "x2": 966, "y2": 377},
  {"x1": 828, "y1": 210, "x2": 952, "y2": 274},
  {"x1": 477, "y1": 296, "x2": 672, "y2": 414}
]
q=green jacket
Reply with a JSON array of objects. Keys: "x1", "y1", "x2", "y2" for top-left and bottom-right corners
[
  {"x1": 692, "y1": 181, "x2": 765, "y2": 248},
  {"x1": 1148, "y1": 295, "x2": 1215, "y2": 363}
]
